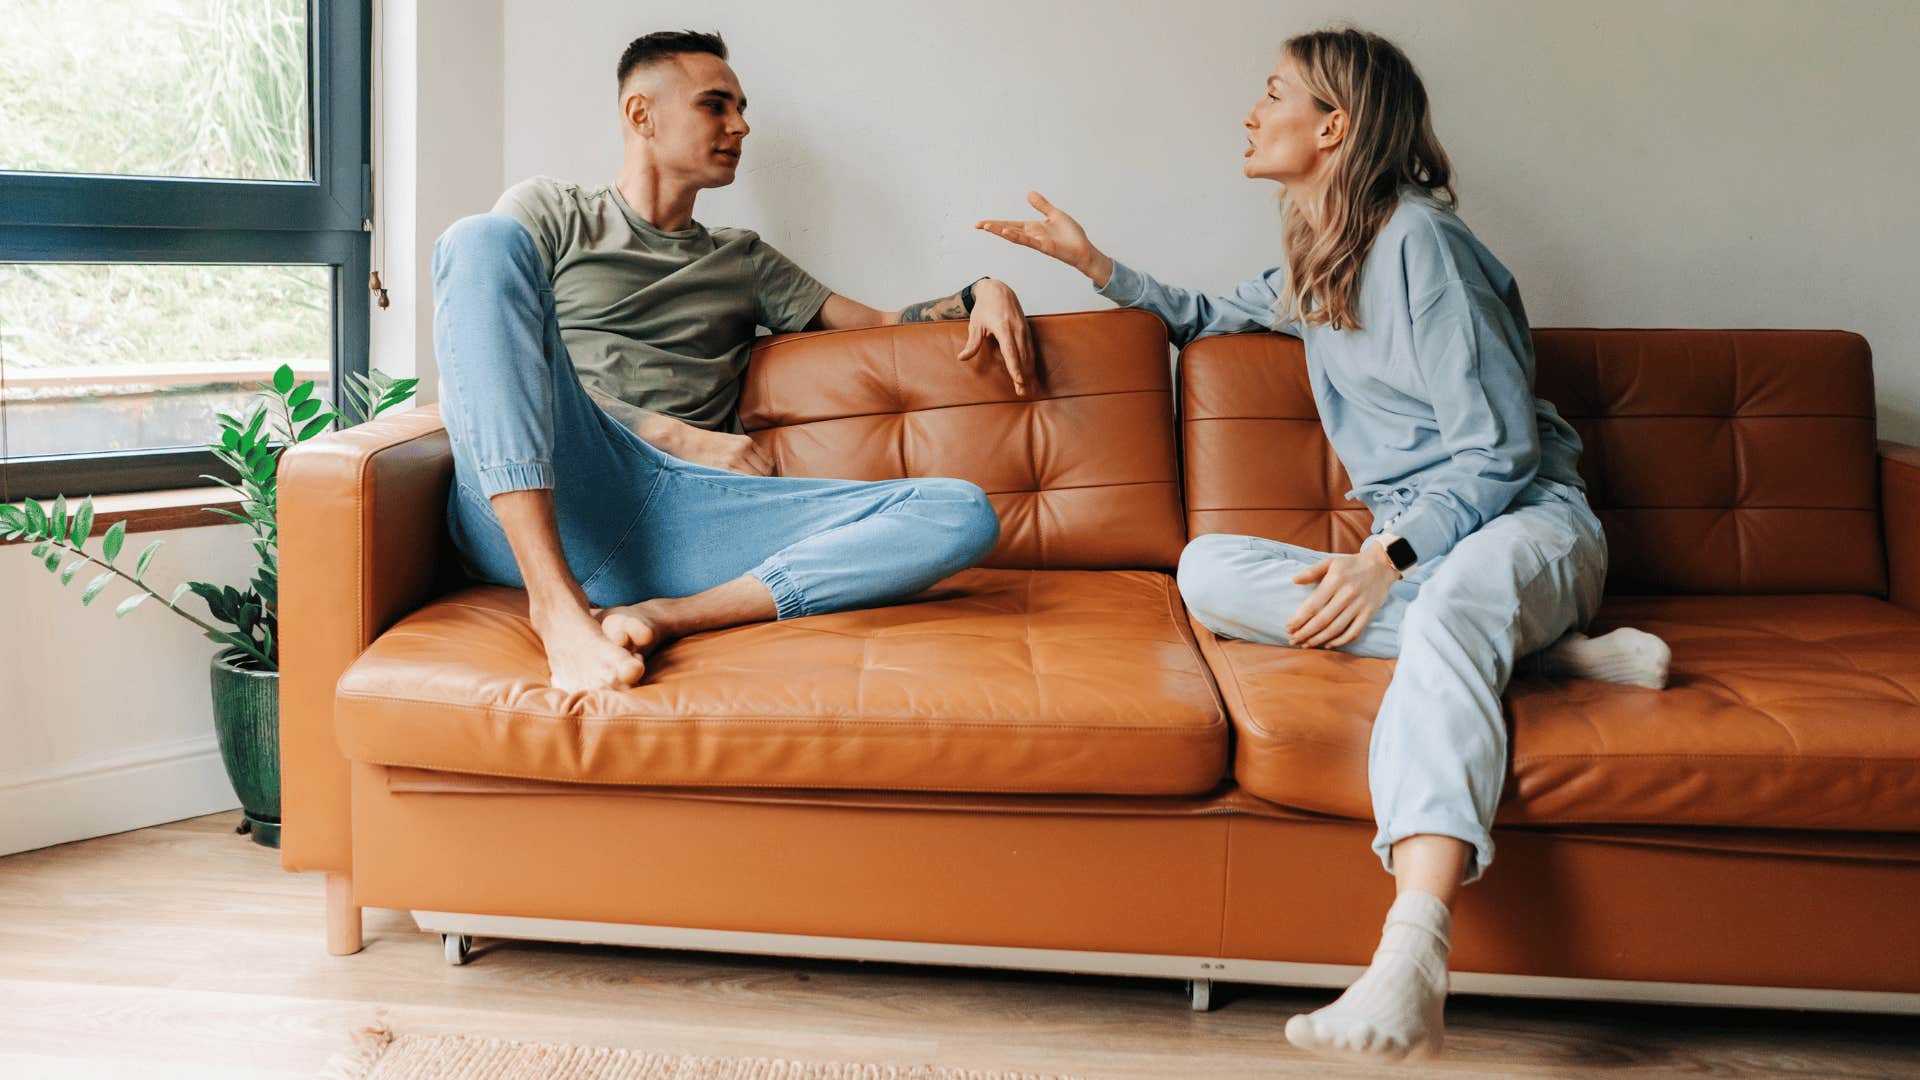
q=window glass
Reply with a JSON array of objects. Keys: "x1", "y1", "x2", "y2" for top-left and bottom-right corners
[
  {"x1": 0, "y1": 0, "x2": 311, "y2": 181},
  {"x1": 0, "y1": 263, "x2": 331, "y2": 458}
]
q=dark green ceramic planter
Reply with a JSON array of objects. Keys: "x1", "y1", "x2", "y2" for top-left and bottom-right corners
[{"x1": 210, "y1": 656, "x2": 280, "y2": 848}]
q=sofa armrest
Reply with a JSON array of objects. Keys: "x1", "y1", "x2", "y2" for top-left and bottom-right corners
[
  {"x1": 1883, "y1": 440, "x2": 1920, "y2": 613},
  {"x1": 279, "y1": 404, "x2": 455, "y2": 873}
]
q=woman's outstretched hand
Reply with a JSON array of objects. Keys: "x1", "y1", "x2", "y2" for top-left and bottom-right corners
[{"x1": 977, "y1": 192, "x2": 1114, "y2": 288}]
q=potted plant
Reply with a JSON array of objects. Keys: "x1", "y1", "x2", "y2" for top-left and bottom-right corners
[{"x1": 0, "y1": 365, "x2": 417, "y2": 848}]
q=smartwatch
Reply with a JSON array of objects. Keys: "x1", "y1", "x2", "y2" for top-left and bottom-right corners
[{"x1": 1383, "y1": 535, "x2": 1418, "y2": 573}]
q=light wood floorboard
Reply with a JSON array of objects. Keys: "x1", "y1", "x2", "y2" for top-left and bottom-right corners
[{"x1": 0, "y1": 813, "x2": 1915, "y2": 1079}]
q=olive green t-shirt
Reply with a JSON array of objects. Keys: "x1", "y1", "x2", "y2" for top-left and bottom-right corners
[{"x1": 492, "y1": 176, "x2": 833, "y2": 432}]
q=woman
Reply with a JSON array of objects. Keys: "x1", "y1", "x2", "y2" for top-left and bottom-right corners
[{"x1": 980, "y1": 27, "x2": 1669, "y2": 1063}]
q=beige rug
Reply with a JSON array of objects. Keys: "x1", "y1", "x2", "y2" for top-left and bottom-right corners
[{"x1": 324, "y1": 1022, "x2": 1078, "y2": 1080}]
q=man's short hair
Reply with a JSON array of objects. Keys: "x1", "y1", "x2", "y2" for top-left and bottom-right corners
[{"x1": 617, "y1": 30, "x2": 728, "y2": 89}]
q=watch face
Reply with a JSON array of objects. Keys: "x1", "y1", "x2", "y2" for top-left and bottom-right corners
[{"x1": 1387, "y1": 537, "x2": 1416, "y2": 571}]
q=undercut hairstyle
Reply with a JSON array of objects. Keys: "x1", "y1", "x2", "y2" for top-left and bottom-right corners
[{"x1": 616, "y1": 30, "x2": 728, "y2": 90}]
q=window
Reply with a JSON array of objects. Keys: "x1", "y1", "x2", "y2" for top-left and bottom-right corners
[{"x1": 0, "y1": 0, "x2": 369, "y2": 500}]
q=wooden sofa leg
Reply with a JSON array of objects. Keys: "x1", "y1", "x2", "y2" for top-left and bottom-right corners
[{"x1": 327, "y1": 872, "x2": 363, "y2": 956}]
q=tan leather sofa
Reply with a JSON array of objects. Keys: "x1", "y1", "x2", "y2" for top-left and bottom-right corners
[{"x1": 280, "y1": 310, "x2": 1920, "y2": 1012}]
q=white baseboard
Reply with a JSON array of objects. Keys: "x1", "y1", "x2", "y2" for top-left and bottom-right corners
[{"x1": 0, "y1": 734, "x2": 241, "y2": 857}]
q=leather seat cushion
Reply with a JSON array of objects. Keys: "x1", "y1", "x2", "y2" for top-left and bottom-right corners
[
  {"x1": 1209, "y1": 594, "x2": 1920, "y2": 830},
  {"x1": 336, "y1": 569, "x2": 1229, "y2": 795}
]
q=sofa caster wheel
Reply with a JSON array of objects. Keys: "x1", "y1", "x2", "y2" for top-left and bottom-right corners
[
  {"x1": 1187, "y1": 977, "x2": 1213, "y2": 1011},
  {"x1": 443, "y1": 933, "x2": 472, "y2": 966}
]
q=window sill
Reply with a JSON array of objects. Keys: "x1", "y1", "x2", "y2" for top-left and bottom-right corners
[{"x1": 2, "y1": 486, "x2": 244, "y2": 546}]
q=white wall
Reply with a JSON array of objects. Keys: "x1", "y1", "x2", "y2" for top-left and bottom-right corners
[
  {"x1": 0, "y1": 525, "x2": 254, "y2": 855},
  {"x1": 498, "y1": 0, "x2": 1920, "y2": 441},
  {"x1": 367, "y1": 0, "x2": 505, "y2": 400}
]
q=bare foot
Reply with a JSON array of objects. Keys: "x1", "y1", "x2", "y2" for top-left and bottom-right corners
[
  {"x1": 597, "y1": 601, "x2": 669, "y2": 658},
  {"x1": 530, "y1": 601, "x2": 646, "y2": 692}
]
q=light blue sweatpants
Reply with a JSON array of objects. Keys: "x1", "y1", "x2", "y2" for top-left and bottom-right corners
[
  {"x1": 431, "y1": 213, "x2": 1000, "y2": 614},
  {"x1": 1176, "y1": 480, "x2": 1608, "y2": 882}
]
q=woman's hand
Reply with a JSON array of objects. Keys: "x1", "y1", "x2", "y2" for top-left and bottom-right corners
[
  {"x1": 976, "y1": 192, "x2": 1114, "y2": 287},
  {"x1": 957, "y1": 279, "x2": 1035, "y2": 395},
  {"x1": 1285, "y1": 544, "x2": 1401, "y2": 649}
]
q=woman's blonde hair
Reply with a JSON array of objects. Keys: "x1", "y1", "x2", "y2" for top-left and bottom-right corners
[{"x1": 1278, "y1": 27, "x2": 1454, "y2": 331}]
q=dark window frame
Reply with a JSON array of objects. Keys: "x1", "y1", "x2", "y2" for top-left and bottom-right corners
[{"x1": 0, "y1": 0, "x2": 371, "y2": 501}]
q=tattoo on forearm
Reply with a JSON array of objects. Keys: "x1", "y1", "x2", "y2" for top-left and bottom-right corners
[{"x1": 898, "y1": 291, "x2": 968, "y2": 323}]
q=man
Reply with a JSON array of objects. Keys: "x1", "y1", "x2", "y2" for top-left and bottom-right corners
[{"x1": 432, "y1": 30, "x2": 1028, "y2": 691}]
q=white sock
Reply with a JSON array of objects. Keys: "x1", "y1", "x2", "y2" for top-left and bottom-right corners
[
  {"x1": 1531, "y1": 627, "x2": 1671, "y2": 689},
  {"x1": 1284, "y1": 890, "x2": 1450, "y2": 1063}
]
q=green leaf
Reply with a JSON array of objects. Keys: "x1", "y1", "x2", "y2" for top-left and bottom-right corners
[
  {"x1": 221, "y1": 427, "x2": 241, "y2": 452},
  {"x1": 24, "y1": 499, "x2": 46, "y2": 537},
  {"x1": 81, "y1": 572, "x2": 114, "y2": 606},
  {"x1": 0, "y1": 505, "x2": 25, "y2": 532},
  {"x1": 114, "y1": 593, "x2": 148, "y2": 618},
  {"x1": 190, "y1": 582, "x2": 230, "y2": 622},
  {"x1": 31, "y1": 541, "x2": 50, "y2": 559},
  {"x1": 203, "y1": 507, "x2": 256, "y2": 528},
  {"x1": 51, "y1": 495, "x2": 68, "y2": 542},
  {"x1": 245, "y1": 407, "x2": 268, "y2": 443},
  {"x1": 60, "y1": 559, "x2": 82, "y2": 585},
  {"x1": 134, "y1": 540, "x2": 164, "y2": 582},
  {"x1": 43, "y1": 549, "x2": 61, "y2": 572},
  {"x1": 297, "y1": 413, "x2": 333, "y2": 440},
  {"x1": 287, "y1": 380, "x2": 315, "y2": 408},
  {"x1": 71, "y1": 498, "x2": 94, "y2": 552},
  {"x1": 290, "y1": 398, "x2": 322, "y2": 422},
  {"x1": 102, "y1": 519, "x2": 127, "y2": 564},
  {"x1": 272, "y1": 364, "x2": 294, "y2": 395},
  {"x1": 343, "y1": 376, "x2": 373, "y2": 417},
  {"x1": 169, "y1": 582, "x2": 192, "y2": 606}
]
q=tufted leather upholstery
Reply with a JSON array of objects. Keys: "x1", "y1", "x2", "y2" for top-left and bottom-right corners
[
  {"x1": 1209, "y1": 594, "x2": 1920, "y2": 830},
  {"x1": 336, "y1": 569, "x2": 1228, "y2": 795},
  {"x1": 279, "y1": 314, "x2": 1920, "y2": 996},
  {"x1": 1183, "y1": 328, "x2": 1913, "y2": 831},
  {"x1": 1181, "y1": 328, "x2": 1886, "y2": 595},
  {"x1": 740, "y1": 310, "x2": 1187, "y2": 572}
]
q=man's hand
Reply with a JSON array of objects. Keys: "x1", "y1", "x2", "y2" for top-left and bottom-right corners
[
  {"x1": 976, "y1": 191, "x2": 1114, "y2": 288},
  {"x1": 664, "y1": 423, "x2": 775, "y2": 476},
  {"x1": 957, "y1": 279, "x2": 1035, "y2": 396},
  {"x1": 1285, "y1": 542, "x2": 1401, "y2": 649}
]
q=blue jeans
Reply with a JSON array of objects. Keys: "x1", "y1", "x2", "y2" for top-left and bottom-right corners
[
  {"x1": 431, "y1": 214, "x2": 1000, "y2": 615},
  {"x1": 1176, "y1": 480, "x2": 1608, "y2": 882}
]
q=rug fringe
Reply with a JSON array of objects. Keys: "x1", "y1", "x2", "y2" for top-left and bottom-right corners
[{"x1": 318, "y1": 1011, "x2": 395, "y2": 1080}]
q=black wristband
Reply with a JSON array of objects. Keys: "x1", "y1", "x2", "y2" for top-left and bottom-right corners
[{"x1": 959, "y1": 277, "x2": 988, "y2": 314}]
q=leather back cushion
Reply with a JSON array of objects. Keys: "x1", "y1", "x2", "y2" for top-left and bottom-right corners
[
  {"x1": 1181, "y1": 328, "x2": 1885, "y2": 595},
  {"x1": 740, "y1": 309, "x2": 1187, "y2": 572}
]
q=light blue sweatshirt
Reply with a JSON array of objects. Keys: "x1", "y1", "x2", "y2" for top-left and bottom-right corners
[{"x1": 1099, "y1": 191, "x2": 1585, "y2": 565}]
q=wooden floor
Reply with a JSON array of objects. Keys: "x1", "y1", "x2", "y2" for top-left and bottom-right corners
[{"x1": 0, "y1": 814, "x2": 1914, "y2": 1079}]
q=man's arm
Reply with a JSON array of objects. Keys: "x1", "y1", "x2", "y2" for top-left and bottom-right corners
[
  {"x1": 810, "y1": 281, "x2": 1034, "y2": 396},
  {"x1": 585, "y1": 385, "x2": 773, "y2": 476}
]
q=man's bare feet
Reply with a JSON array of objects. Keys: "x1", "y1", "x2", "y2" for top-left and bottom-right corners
[
  {"x1": 530, "y1": 600, "x2": 646, "y2": 691},
  {"x1": 597, "y1": 601, "x2": 668, "y2": 658}
]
